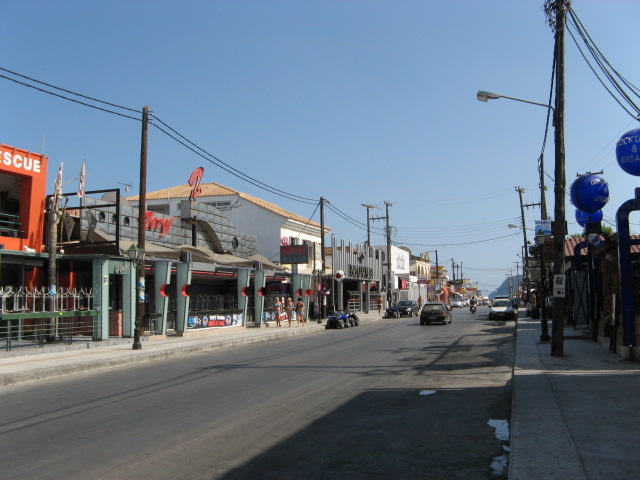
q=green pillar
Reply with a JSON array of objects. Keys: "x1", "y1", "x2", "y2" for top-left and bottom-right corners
[
  {"x1": 92, "y1": 256, "x2": 110, "y2": 341},
  {"x1": 154, "y1": 260, "x2": 171, "y2": 334},
  {"x1": 175, "y1": 261, "x2": 192, "y2": 334},
  {"x1": 236, "y1": 268, "x2": 250, "y2": 326},
  {"x1": 253, "y1": 269, "x2": 266, "y2": 326},
  {"x1": 122, "y1": 259, "x2": 136, "y2": 338}
]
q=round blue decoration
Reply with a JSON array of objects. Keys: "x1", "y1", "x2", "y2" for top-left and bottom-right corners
[
  {"x1": 575, "y1": 208, "x2": 603, "y2": 227},
  {"x1": 616, "y1": 128, "x2": 640, "y2": 176},
  {"x1": 570, "y1": 175, "x2": 609, "y2": 213}
]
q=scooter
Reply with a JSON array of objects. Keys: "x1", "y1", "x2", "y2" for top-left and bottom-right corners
[{"x1": 470, "y1": 304, "x2": 477, "y2": 314}]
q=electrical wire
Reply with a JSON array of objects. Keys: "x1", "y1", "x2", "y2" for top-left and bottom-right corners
[
  {"x1": 566, "y1": 7, "x2": 640, "y2": 120},
  {"x1": 0, "y1": 66, "x2": 140, "y2": 113},
  {"x1": 0, "y1": 66, "x2": 321, "y2": 206},
  {"x1": 151, "y1": 114, "x2": 318, "y2": 205},
  {"x1": 396, "y1": 232, "x2": 520, "y2": 248},
  {"x1": 0, "y1": 73, "x2": 141, "y2": 121}
]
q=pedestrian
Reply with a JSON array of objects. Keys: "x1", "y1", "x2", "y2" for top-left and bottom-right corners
[
  {"x1": 296, "y1": 297, "x2": 305, "y2": 326},
  {"x1": 285, "y1": 297, "x2": 294, "y2": 326},
  {"x1": 417, "y1": 296, "x2": 423, "y2": 310},
  {"x1": 376, "y1": 297, "x2": 382, "y2": 314},
  {"x1": 274, "y1": 297, "x2": 282, "y2": 327}
]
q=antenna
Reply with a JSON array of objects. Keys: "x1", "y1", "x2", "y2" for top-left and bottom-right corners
[{"x1": 117, "y1": 182, "x2": 132, "y2": 192}]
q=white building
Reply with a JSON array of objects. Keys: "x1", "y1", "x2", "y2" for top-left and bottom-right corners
[{"x1": 137, "y1": 182, "x2": 328, "y2": 275}]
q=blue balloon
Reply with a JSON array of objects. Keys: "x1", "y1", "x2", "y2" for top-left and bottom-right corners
[
  {"x1": 570, "y1": 175, "x2": 609, "y2": 213},
  {"x1": 575, "y1": 209, "x2": 603, "y2": 227},
  {"x1": 616, "y1": 128, "x2": 640, "y2": 176}
]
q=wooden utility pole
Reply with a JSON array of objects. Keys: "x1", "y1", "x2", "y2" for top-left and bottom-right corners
[
  {"x1": 548, "y1": 0, "x2": 567, "y2": 357},
  {"x1": 361, "y1": 203, "x2": 379, "y2": 247},
  {"x1": 384, "y1": 202, "x2": 393, "y2": 306},
  {"x1": 320, "y1": 197, "x2": 326, "y2": 319},
  {"x1": 515, "y1": 187, "x2": 530, "y2": 297},
  {"x1": 132, "y1": 106, "x2": 148, "y2": 350}
]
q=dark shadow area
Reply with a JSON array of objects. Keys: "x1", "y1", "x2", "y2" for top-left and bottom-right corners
[{"x1": 221, "y1": 385, "x2": 512, "y2": 480}]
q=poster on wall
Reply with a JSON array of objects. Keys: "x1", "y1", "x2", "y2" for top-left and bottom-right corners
[{"x1": 187, "y1": 313, "x2": 242, "y2": 329}]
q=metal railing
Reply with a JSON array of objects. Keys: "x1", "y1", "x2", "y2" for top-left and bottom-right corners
[
  {"x1": 0, "y1": 286, "x2": 100, "y2": 351},
  {"x1": 0, "y1": 286, "x2": 95, "y2": 314}
]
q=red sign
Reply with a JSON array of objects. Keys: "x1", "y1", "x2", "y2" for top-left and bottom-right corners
[
  {"x1": 144, "y1": 211, "x2": 174, "y2": 236},
  {"x1": 188, "y1": 167, "x2": 204, "y2": 200}
]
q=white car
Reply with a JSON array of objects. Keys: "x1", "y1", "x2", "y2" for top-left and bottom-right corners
[{"x1": 489, "y1": 299, "x2": 517, "y2": 320}]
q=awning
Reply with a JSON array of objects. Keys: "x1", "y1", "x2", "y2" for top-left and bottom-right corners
[
  {"x1": 119, "y1": 240, "x2": 182, "y2": 260},
  {"x1": 248, "y1": 254, "x2": 287, "y2": 271},
  {"x1": 176, "y1": 244, "x2": 253, "y2": 266}
]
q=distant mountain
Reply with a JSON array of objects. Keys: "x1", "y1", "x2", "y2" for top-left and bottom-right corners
[{"x1": 488, "y1": 275, "x2": 523, "y2": 299}]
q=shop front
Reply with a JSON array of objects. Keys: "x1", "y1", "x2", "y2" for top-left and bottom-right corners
[{"x1": 329, "y1": 236, "x2": 384, "y2": 314}]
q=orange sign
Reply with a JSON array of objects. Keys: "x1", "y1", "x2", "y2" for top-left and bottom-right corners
[{"x1": 0, "y1": 144, "x2": 49, "y2": 252}]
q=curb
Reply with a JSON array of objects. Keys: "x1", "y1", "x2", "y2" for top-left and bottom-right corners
[{"x1": 0, "y1": 322, "x2": 339, "y2": 387}]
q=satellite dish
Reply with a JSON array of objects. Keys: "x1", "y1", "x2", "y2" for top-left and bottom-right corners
[{"x1": 101, "y1": 192, "x2": 132, "y2": 206}]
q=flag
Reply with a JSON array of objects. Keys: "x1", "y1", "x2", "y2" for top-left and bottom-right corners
[
  {"x1": 77, "y1": 160, "x2": 86, "y2": 198},
  {"x1": 54, "y1": 162, "x2": 63, "y2": 197}
]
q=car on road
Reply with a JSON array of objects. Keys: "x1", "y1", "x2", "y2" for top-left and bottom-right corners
[
  {"x1": 419, "y1": 302, "x2": 452, "y2": 325},
  {"x1": 489, "y1": 299, "x2": 517, "y2": 320},
  {"x1": 326, "y1": 311, "x2": 360, "y2": 329},
  {"x1": 386, "y1": 300, "x2": 419, "y2": 318},
  {"x1": 450, "y1": 299, "x2": 464, "y2": 308}
]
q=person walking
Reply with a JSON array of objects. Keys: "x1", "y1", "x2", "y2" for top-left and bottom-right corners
[
  {"x1": 296, "y1": 297, "x2": 305, "y2": 326},
  {"x1": 274, "y1": 297, "x2": 283, "y2": 327},
  {"x1": 285, "y1": 297, "x2": 294, "y2": 326}
]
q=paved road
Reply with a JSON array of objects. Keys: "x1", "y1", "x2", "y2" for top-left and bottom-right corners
[{"x1": 0, "y1": 307, "x2": 514, "y2": 479}]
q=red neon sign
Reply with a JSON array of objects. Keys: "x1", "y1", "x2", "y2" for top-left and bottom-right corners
[
  {"x1": 188, "y1": 167, "x2": 204, "y2": 200},
  {"x1": 144, "y1": 211, "x2": 174, "y2": 236}
]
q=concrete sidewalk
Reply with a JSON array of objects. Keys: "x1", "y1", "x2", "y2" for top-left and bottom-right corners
[
  {"x1": 0, "y1": 318, "x2": 341, "y2": 386},
  {"x1": 509, "y1": 316, "x2": 640, "y2": 480}
]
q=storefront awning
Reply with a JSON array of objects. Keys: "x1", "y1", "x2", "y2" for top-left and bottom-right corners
[
  {"x1": 248, "y1": 254, "x2": 287, "y2": 271},
  {"x1": 119, "y1": 240, "x2": 182, "y2": 259},
  {"x1": 176, "y1": 244, "x2": 253, "y2": 266}
]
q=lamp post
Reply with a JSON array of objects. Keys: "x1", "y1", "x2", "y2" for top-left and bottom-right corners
[
  {"x1": 478, "y1": 89, "x2": 564, "y2": 355},
  {"x1": 128, "y1": 244, "x2": 145, "y2": 350}
]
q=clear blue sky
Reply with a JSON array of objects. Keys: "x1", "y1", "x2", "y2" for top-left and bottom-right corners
[{"x1": 3, "y1": 1, "x2": 639, "y2": 294}]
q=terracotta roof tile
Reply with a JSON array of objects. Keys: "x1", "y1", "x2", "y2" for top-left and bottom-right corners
[
  {"x1": 129, "y1": 182, "x2": 326, "y2": 229},
  {"x1": 564, "y1": 235, "x2": 640, "y2": 257}
]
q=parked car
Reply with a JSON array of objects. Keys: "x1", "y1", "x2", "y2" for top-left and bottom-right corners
[
  {"x1": 494, "y1": 295, "x2": 519, "y2": 310},
  {"x1": 386, "y1": 300, "x2": 419, "y2": 318},
  {"x1": 450, "y1": 299, "x2": 464, "y2": 308},
  {"x1": 326, "y1": 311, "x2": 360, "y2": 329},
  {"x1": 420, "y1": 303, "x2": 452, "y2": 325},
  {"x1": 489, "y1": 299, "x2": 517, "y2": 320}
]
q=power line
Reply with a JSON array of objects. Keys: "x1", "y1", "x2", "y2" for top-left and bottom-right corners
[
  {"x1": 151, "y1": 114, "x2": 318, "y2": 204},
  {"x1": 0, "y1": 73, "x2": 141, "y2": 121},
  {"x1": 0, "y1": 66, "x2": 320, "y2": 205},
  {"x1": 0, "y1": 66, "x2": 140, "y2": 113}
]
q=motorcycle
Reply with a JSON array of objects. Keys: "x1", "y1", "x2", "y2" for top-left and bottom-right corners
[{"x1": 470, "y1": 304, "x2": 477, "y2": 314}]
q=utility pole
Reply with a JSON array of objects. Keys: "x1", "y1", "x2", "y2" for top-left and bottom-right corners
[
  {"x1": 546, "y1": 0, "x2": 568, "y2": 357},
  {"x1": 320, "y1": 197, "x2": 326, "y2": 319},
  {"x1": 361, "y1": 203, "x2": 379, "y2": 247},
  {"x1": 384, "y1": 202, "x2": 393, "y2": 306},
  {"x1": 515, "y1": 187, "x2": 530, "y2": 299},
  {"x1": 133, "y1": 105, "x2": 148, "y2": 350}
]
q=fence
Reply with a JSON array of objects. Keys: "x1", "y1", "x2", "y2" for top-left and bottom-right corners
[{"x1": 0, "y1": 286, "x2": 100, "y2": 351}]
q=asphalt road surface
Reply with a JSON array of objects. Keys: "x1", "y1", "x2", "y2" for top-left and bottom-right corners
[{"x1": 0, "y1": 306, "x2": 515, "y2": 480}]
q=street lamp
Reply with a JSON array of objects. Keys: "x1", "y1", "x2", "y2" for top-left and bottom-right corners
[
  {"x1": 476, "y1": 91, "x2": 555, "y2": 112},
  {"x1": 479, "y1": 89, "x2": 565, "y2": 355},
  {"x1": 128, "y1": 244, "x2": 145, "y2": 350}
]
